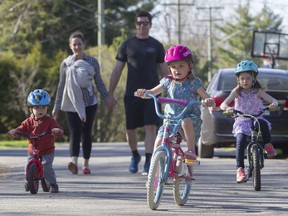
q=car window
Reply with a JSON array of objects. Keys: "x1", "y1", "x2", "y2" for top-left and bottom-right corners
[
  {"x1": 258, "y1": 73, "x2": 288, "y2": 91},
  {"x1": 219, "y1": 73, "x2": 237, "y2": 90}
]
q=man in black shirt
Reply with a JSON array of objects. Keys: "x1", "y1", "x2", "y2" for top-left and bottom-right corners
[{"x1": 109, "y1": 11, "x2": 169, "y2": 174}]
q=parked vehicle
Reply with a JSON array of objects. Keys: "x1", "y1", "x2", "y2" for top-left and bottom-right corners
[{"x1": 198, "y1": 68, "x2": 288, "y2": 158}]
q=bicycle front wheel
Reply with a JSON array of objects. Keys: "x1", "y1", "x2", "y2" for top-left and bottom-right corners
[
  {"x1": 173, "y1": 158, "x2": 192, "y2": 206},
  {"x1": 27, "y1": 163, "x2": 39, "y2": 194},
  {"x1": 41, "y1": 178, "x2": 50, "y2": 192},
  {"x1": 251, "y1": 144, "x2": 261, "y2": 191},
  {"x1": 147, "y1": 151, "x2": 166, "y2": 210}
]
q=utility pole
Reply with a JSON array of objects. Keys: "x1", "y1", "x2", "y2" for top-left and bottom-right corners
[
  {"x1": 97, "y1": 0, "x2": 105, "y2": 142},
  {"x1": 97, "y1": 0, "x2": 105, "y2": 46},
  {"x1": 197, "y1": 6, "x2": 223, "y2": 82},
  {"x1": 97, "y1": 0, "x2": 105, "y2": 66},
  {"x1": 163, "y1": 1, "x2": 195, "y2": 44}
]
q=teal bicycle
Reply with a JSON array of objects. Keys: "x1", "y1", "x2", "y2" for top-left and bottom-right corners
[{"x1": 144, "y1": 93, "x2": 201, "y2": 210}]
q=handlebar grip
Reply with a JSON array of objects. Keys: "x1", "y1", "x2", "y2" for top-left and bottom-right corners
[{"x1": 157, "y1": 97, "x2": 188, "y2": 106}]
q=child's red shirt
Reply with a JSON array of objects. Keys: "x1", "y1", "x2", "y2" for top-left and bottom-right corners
[{"x1": 16, "y1": 115, "x2": 62, "y2": 156}]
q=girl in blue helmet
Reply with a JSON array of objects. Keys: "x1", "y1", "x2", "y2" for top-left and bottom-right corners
[
  {"x1": 220, "y1": 60, "x2": 278, "y2": 183},
  {"x1": 8, "y1": 89, "x2": 63, "y2": 193}
]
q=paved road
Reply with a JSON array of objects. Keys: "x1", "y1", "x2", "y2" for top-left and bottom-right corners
[{"x1": 0, "y1": 143, "x2": 287, "y2": 216}]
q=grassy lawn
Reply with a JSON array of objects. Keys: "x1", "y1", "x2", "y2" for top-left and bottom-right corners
[
  {"x1": 0, "y1": 140, "x2": 65, "y2": 149},
  {"x1": 0, "y1": 140, "x2": 27, "y2": 149}
]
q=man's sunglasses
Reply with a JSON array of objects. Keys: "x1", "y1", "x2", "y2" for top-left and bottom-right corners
[{"x1": 136, "y1": 21, "x2": 150, "y2": 26}]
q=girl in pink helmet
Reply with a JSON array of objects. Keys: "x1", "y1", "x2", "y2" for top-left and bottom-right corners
[{"x1": 135, "y1": 45, "x2": 214, "y2": 160}]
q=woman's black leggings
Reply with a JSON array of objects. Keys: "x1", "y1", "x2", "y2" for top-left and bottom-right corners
[{"x1": 66, "y1": 104, "x2": 97, "y2": 159}]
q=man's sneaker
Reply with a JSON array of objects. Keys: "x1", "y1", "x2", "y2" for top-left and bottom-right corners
[
  {"x1": 50, "y1": 184, "x2": 59, "y2": 193},
  {"x1": 142, "y1": 161, "x2": 150, "y2": 175},
  {"x1": 24, "y1": 181, "x2": 29, "y2": 192},
  {"x1": 129, "y1": 155, "x2": 141, "y2": 173},
  {"x1": 236, "y1": 167, "x2": 247, "y2": 183},
  {"x1": 264, "y1": 143, "x2": 277, "y2": 158}
]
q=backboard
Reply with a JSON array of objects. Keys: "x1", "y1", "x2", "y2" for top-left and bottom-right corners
[{"x1": 251, "y1": 30, "x2": 288, "y2": 60}]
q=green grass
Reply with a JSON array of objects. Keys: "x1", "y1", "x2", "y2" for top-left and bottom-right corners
[
  {"x1": 0, "y1": 140, "x2": 65, "y2": 149},
  {"x1": 0, "y1": 140, "x2": 27, "y2": 148}
]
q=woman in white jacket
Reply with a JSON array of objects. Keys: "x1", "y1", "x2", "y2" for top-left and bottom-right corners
[{"x1": 52, "y1": 31, "x2": 114, "y2": 175}]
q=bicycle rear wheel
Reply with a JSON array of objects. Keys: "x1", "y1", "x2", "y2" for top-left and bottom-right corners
[
  {"x1": 173, "y1": 158, "x2": 192, "y2": 206},
  {"x1": 251, "y1": 144, "x2": 261, "y2": 191},
  {"x1": 27, "y1": 163, "x2": 39, "y2": 194},
  {"x1": 147, "y1": 151, "x2": 166, "y2": 210}
]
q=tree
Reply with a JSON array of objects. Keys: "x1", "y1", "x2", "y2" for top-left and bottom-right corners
[
  {"x1": 213, "y1": 2, "x2": 283, "y2": 70},
  {"x1": 0, "y1": 0, "x2": 156, "y2": 57},
  {"x1": 0, "y1": 0, "x2": 158, "y2": 141}
]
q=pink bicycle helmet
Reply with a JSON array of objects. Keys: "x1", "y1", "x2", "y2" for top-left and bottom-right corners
[{"x1": 164, "y1": 45, "x2": 193, "y2": 63}]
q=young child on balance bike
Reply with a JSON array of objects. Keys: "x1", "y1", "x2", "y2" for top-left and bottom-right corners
[{"x1": 8, "y1": 89, "x2": 63, "y2": 193}]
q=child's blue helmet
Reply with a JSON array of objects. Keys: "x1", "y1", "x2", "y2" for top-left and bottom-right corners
[
  {"x1": 27, "y1": 89, "x2": 51, "y2": 107},
  {"x1": 235, "y1": 60, "x2": 258, "y2": 77}
]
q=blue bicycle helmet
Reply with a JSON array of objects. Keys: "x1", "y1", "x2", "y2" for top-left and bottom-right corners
[
  {"x1": 235, "y1": 60, "x2": 258, "y2": 77},
  {"x1": 27, "y1": 89, "x2": 51, "y2": 107}
]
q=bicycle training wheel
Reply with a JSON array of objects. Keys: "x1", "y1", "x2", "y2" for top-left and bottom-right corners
[
  {"x1": 27, "y1": 163, "x2": 39, "y2": 194},
  {"x1": 173, "y1": 158, "x2": 192, "y2": 206},
  {"x1": 41, "y1": 178, "x2": 50, "y2": 192},
  {"x1": 147, "y1": 151, "x2": 166, "y2": 210},
  {"x1": 251, "y1": 144, "x2": 261, "y2": 191}
]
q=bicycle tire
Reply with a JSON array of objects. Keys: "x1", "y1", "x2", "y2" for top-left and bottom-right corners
[
  {"x1": 251, "y1": 144, "x2": 261, "y2": 191},
  {"x1": 147, "y1": 151, "x2": 166, "y2": 210},
  {"x1": 27, "y1": 163, "x2": 39, "y2": 194},
  {"x1": 173, "y1": 158, "x2": 192, "y2": 206},
  {"x1": 41, "y1": 178, "x2": 50, "y2": 192}
]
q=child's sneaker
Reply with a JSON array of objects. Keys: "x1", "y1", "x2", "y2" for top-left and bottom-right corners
[
  {"x1": 24, "y1": 181, "x2": 29, "y2": 192},
  {"x1": 264, "y1": 143, "x2": 277, "y2": 158},
  {"x1": 185, "y1": 150, "x2": 197, "y2": 160},
  {"x1": 50, "y1": 184, "x2": 59, "y2": 193},
  {"x1": 236, "y1": 167, "x2": 247, "y2": 183}
]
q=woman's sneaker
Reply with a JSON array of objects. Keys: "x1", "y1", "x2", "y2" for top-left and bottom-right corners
[
  {"x1": 264, "y1": 143, "x2": 277, "y2": 158},
  {"x1": 68, "y1": 162, "x2": 78, "y2": 174},
  {"x1": 236, "y1": 167, "x2": 247, "y2": 183}
]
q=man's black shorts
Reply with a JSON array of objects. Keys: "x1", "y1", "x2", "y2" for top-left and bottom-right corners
[{"x1": 124, "y1": 96, "x2": 160, "y2": 130}]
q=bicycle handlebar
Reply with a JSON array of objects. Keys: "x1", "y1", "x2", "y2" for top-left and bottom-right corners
[
  {"x1": 223, "y1": 107, "x2": 270, "y2": 118},
  {"x1": 157, "y1": 97, "x2": 188, "y2": 106},
  {"x1": 144, "y1": 92, "x2": 202, "y2": 120},
  {"x1": 15, "y1": 131, "x2": 52, "y2": 139}
]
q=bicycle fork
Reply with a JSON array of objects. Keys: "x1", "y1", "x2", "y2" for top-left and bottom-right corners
[{"x1": 25, "y1": 157, "x2": 44, "y2": 181}]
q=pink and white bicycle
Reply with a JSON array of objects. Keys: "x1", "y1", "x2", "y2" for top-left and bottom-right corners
[{"x1": 143, "y1": 93, "x2": 201, "y2": 210}]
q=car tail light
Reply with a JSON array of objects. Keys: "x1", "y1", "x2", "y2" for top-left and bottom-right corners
[
  {"x1": 284, "y1": 100, "x2": 288, "y2": 111},
  {"x1": 213, "y1": 96, "x2": 234, "y2": 107}
]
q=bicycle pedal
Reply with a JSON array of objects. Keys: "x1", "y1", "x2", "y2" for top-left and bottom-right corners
[{"x1": 185, "y1": 159, "x2": 200, "y2": 165}]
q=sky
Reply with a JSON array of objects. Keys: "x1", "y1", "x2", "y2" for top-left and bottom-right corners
[{"x1": 150, "y1": 0, "x2": 288, "y2": 43}]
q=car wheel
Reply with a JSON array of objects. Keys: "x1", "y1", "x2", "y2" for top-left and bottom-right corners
[{"x1": 197, "y1": 137, "x2": 214, "y2": 158}]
